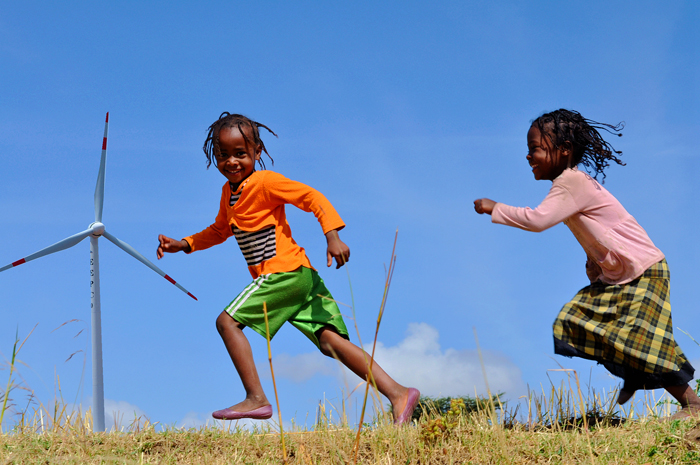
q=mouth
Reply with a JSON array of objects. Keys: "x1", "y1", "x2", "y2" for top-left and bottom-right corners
[{"x1": 225, "y1": 168, "x2": 243, "y2": 176}]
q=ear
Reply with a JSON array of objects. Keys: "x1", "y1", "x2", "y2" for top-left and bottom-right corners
[
  {"x1": 559, "y1": 141, "x2": 573, "y2": 157},
  {"x1": 254, "y1": 145, "x2": 262, "y2": 161}
]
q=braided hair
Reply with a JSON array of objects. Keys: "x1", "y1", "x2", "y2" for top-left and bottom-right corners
[
  {"x1": 532, "y1": 109, "x2": 625, "y2": 182},
  {"x1": 203, "y1": 112, "x2": 277, "y2": 169}
]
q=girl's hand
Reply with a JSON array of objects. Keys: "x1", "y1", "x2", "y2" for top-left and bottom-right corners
[
  {"x1": 157, "y1": 234, "x2": 191, "y2": 259},
  {"x1": 325, "y1": 229, "x2": 350, "y2": 269},
  {"x1": 585, "y1": 256, "x2": 602, "y2": 283},
  {"x1": 474, "y1": 198, "x2": 496, "y2": 215}
]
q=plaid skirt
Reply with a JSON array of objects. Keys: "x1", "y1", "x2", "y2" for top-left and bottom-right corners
[{"x1": 553, "y1": 259, "x2": 694, "y2": 390}]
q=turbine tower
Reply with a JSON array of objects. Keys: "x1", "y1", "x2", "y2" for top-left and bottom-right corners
[{"x1": 0, "y1": 113, "x2": 196, "y2": 432}]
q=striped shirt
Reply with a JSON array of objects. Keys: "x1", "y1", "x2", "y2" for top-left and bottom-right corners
[{"x1": 230, "y1": 185, "x2": 277, "y2": 266}]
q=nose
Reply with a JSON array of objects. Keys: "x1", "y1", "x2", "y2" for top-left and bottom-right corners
[{"x1": 219, "y1": 155, "x2": 237, "y2": 166}]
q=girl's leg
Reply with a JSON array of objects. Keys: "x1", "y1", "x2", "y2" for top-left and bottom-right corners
[
  {"x1": 665, "y1": 384, "x2": 700, "y2": 418},
  {"x1": 317, "y1": 327, "x2": 416, "y2": 421},
  {"x1": 617, "y1": 389, "x2": 635, "y2": 405},
  {"x1": 216, "y1": 311, "x2": 270, "y2": 411}
]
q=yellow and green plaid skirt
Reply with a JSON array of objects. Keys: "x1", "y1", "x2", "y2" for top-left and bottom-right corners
[{"x1": 553, "y1": 259, "x2": 694, "y2": 390}]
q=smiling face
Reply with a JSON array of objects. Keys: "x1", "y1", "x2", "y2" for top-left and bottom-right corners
[
  {"x1": 526, "y1": 125, "x2": 570, "y2": 181},
  {"x1": 215, "y1": 126, "x2": 261, "y2": 186}
]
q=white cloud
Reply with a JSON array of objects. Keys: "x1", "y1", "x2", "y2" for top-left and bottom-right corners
[
  {"x1": 103, "y1": 399, "x2": 149, "y2": 432},
  {"x1": 369, "y1": 323, "x2": 527, "y2": 400},
  {"x1": 177, "y1": 411, "x2": 210, "y2": 429},
  {"x1": 62, "y1": 398, "x2": 148, "y2": 432},
  {"x1": 262, "y1": 322, "x2": 527, "y2": 401}
]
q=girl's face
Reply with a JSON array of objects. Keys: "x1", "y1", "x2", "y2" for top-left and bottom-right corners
[
  {"x1": 215, "y1": 126, "x2": 261, "y2": 186},
  {"x1": 526, "y1": 125, "x2": 570, "y2": 181}
]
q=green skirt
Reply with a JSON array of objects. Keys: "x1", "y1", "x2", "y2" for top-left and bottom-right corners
[{"x1": 553, "y1": 259, "x2": 694, "y2": 390}]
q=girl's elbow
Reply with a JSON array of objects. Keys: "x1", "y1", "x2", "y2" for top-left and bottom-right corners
[
  {"x1": 522, "y1": 213, "x2": 559, "y2": 233},
  {"x1": 525, "y1": 221, "x2": 555, "y2": 233}
]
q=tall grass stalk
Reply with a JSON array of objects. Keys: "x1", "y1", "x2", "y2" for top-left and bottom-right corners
[
  {"x1": 353, "y1": 229, "x2": 399, "y2": 464},
  {"x1": 339, "y1": 246, "x2": 378, "y2": 407},
  {"x1": 1, "y1": 325, "x2": 36, "y2": 431},
  {"x1": 0, "y1": 333, "x2": 18, "y2": 430},
  {"x1": 262, "y1": 302, "x2": 287, "y2": 464},
  {"x1": 472, "y1": 326, "x2": 499, "y2": 426},
  {"x1": 549, "y1": 368, "x2": 596, "y2": 465},
  {"x1": 50, "y1": 318, "x2": 88, "y2": 409}
]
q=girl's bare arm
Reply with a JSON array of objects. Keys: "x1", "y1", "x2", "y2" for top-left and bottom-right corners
[{"x1": 157, "y1": 234, "x2": 191, "y2": 259}]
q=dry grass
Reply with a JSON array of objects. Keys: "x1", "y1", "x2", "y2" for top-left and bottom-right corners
[
  {"x1": 4, "y1": 335, "x2": 700, "y2": 464},
  {"x1": 3, "y1": 403, "x2": 700, "y2": 464}
]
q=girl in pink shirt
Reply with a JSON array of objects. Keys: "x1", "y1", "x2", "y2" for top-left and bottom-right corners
[{"x1": 474, "y1": 109, "x2": 699, "y2": 419}]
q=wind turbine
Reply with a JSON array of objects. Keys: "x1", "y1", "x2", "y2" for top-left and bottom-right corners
[{"x1": 0, "y1": 113, "x2": 197, "y2": 432}]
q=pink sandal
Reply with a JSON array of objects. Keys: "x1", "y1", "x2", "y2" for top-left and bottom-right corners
[
  {"x1": 212, "y1": 404, "x2": 273, "y2": 420},
  {"x1": 394, "y1": 388, "x2": 420, "y2": 425}
]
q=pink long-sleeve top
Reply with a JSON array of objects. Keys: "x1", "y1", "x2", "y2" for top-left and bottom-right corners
[{"x1": 491, "y1": 168, "x2": 664, "y2": 285}]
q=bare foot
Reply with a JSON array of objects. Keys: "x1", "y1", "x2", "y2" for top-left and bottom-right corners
[
  {"x1": 667, "y1": 406, "x2": 700, "y2": 421},
  {"x1": 617, "y1": 388, "x2": 635, "y2": 405}
]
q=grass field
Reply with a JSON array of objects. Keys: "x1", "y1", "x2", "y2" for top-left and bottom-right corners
[
  {"x1": 2, "y1": 389, "x2": 700, "y2": 464},
  {"x1": 4, "y1": 329, "x2": 700, "y2": 463}
]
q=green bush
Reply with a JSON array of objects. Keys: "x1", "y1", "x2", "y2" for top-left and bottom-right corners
[{"x1": 389, "y1": 393, "x2": 503, "y2": 422}]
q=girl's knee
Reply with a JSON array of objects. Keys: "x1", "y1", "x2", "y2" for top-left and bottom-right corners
[
  {"x1": 319, "y1": 341, "x2": 334, "y2": 358},
  {"x1": 317, "y1": 327, "x2": 346, "y2": 358},
  {"x1": 216, "y1": 311, "x2": 236, "y2": 334},
  {"x1": 316, "y1": 328, "x2": 331, "y2": 356}
]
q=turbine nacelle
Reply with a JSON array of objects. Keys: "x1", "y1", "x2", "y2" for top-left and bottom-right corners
[{"x1": 90, "y1": 222, "x2": 105, "y2": 237}]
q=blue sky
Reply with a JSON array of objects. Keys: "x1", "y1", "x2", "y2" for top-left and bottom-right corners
[{"x1": 1, "y1": 1, "x2": 699, "y2": 429}]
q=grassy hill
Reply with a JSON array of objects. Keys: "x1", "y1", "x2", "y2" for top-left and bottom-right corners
[{"x1": 3, "y1": 395, "x2": 700, "y2": 464}]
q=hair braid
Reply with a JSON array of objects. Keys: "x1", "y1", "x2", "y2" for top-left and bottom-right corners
[
  {"x1": 533, "y1": 109, "x2": 625, "y2": 182},
  {"x1": 203, "y1": 112, "x2": 277, "y2": 169}
]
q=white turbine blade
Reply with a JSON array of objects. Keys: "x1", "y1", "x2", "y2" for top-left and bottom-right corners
[
  {"x1": 0, "y1": 228, "x2": 93, "y2": 272},
  {"x1": 102, "y1": 230, "x2": 197, "y2": 300},
  {"x1": 94, "y1": 112, "x2": 109, "y2": 223}
]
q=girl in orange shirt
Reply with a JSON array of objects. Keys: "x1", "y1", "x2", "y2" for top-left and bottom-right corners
[{"x1": 157, "y1": 112, "x2": 419, "y2": 423}]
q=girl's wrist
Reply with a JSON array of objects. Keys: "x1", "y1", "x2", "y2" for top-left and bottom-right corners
[{"x1": 325, "y1": 229, "x2": 340, "y2": 242}]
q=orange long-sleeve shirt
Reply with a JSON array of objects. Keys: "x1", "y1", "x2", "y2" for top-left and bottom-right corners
[{"x1": 184, "y1": 170, "x2": 345, "y2": 278}]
